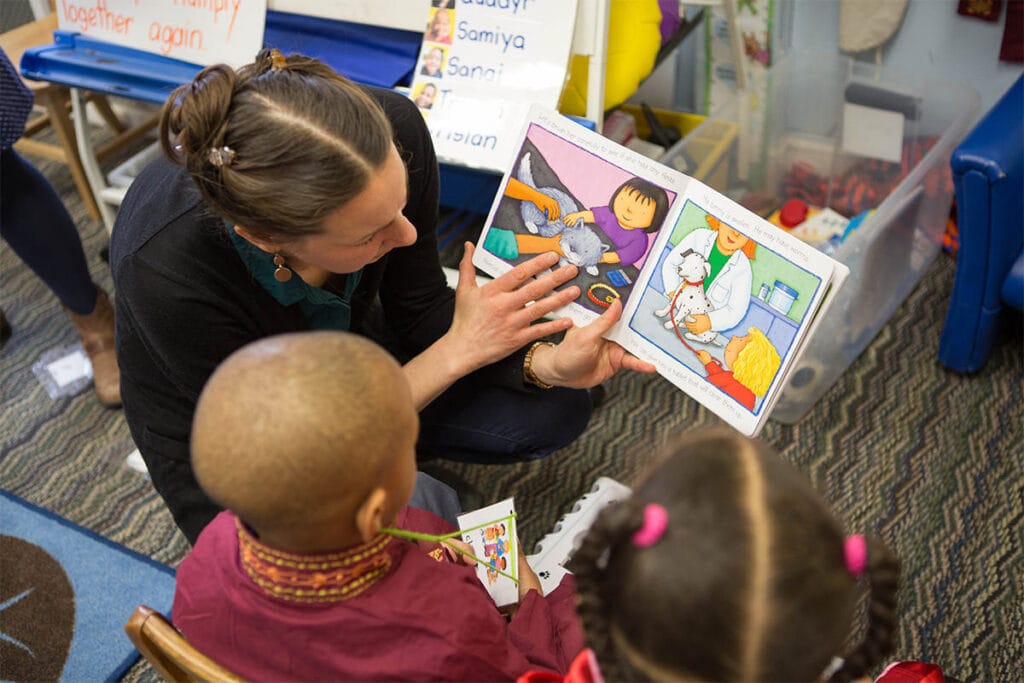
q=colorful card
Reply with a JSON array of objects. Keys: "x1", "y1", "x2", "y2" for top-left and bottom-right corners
[{"x1": 457, "y1": 498, "x2": 518, "y2": 607}]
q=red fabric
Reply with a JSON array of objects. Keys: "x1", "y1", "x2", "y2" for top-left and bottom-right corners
[
  {"x1": 781, "y1": 137, "x2": 948, "y2": 218},
  {"x1": 1000, "y1": 0, "x2": 1024, "y2": 61},
  {"x1": 875, "y1": 660, "x2": 947, "y2": 683},
  {"x1": 518, "y1": 649, "x2": 603, "y2": 683},
  {"x1": 704, "y1": 360, "x2": 756, "y2": 410},
  {"x1": 173, "y1": 508, "x2": 584, "y2": 682}
]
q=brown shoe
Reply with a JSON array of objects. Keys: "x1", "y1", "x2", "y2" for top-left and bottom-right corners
[{"x1": 65, "y1": 288, "x2": 121, "y2": 408}]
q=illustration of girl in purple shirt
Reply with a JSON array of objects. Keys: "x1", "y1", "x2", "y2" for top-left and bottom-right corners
[{"x1": 562, "y1": 177, "x2": 670, "y2": 268}]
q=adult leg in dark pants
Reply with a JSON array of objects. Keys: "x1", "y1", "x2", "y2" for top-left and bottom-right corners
[
  {"x1": 416, "y1": 373, "x2": 594, "y2": 464},
  {"x1": 0, "y1": 148, "x2": 121, "y2": 406}
]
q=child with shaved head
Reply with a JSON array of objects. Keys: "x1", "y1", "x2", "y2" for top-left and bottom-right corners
[{"x1": 172, "y1": 331, "x2": 583, "y2": 681}]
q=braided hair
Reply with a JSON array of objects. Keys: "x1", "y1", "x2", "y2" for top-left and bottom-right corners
[
  {"x1": 159, "y1": 48, "x2": 393, "y2": 240},
  {"x1": 568, "y1": 428, "x2": 901, "y2": 682}
]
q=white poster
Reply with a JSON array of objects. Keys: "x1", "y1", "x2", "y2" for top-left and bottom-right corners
[
  {"x1": 56, "y1": 0, "x2": 267, "y2": 68},
  {"x1": 408, "y1": 0, "x2": 578, "y2": 173}
]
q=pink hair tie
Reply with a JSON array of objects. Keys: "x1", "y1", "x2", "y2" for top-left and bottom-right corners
[
  {"x1": 845, "y1": 534, "x2": 867, "y2": 577},
  {"x1": 632, "y1": 504, "x2": 668, "y2": 548}
]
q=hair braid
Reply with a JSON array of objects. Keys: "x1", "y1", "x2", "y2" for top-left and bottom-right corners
[
  {"x1": 829, "y1": 535, "x2": 901, "y2": 683},
  {"x1": 567, "y1": 498, "x2": 645, "y2": 682}
]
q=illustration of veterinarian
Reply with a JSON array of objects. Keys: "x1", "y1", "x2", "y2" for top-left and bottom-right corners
[{"x1": 660, "y1": 215, "x2": 756, "y2": 336}]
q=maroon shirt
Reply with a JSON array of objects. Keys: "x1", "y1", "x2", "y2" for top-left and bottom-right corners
[{"x1": 173, "y1": 507, "x2": 583, "y2": 681}]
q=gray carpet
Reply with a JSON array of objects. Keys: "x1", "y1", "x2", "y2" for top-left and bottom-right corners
[{"x1": 1, "y1": 126, "x2": 1021, "y2": 681}]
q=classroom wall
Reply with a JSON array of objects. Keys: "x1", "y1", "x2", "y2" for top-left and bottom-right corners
[
  {"x1": 787, "y1": 0, "x2": 1023, "y2": 118},
  {"x1": 633, "y1": 0, "x2": 1023, "y2": 121}
]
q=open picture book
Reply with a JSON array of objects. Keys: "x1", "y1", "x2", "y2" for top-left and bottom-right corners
[{"x1": 472, "y1": 105, "x2": 850, "y2": 436}]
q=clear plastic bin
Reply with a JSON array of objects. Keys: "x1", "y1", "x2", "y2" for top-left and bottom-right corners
[{"x1": 669, "y1": 52, "x2": 980, "y2": 423}]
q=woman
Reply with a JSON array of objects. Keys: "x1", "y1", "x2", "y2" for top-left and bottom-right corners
[{"x1": 110, "y1": 50, "x2": 653, "y2": 543}]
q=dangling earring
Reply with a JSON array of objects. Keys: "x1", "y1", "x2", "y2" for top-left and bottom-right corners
[{"x1": 273, "y1": 253, "x2": 293, "y2": 282}]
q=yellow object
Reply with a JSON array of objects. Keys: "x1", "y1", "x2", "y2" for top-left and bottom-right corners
[{"x1": 559, "y1": 0, "x2": 664, "y2": 117}]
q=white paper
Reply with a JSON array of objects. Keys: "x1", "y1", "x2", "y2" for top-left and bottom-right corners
[
  {"x1": 45, "y1": 349, "x2": 92, "y2": 388},
  {"x1": 528, "y1": 477, "x2": 631, "y2": 595},
  {"x1": 56, "y1": 0, "x2": 267, "y2": 67},
  {"x1": 407, "y1": 0, "x2": 578, "y2": 172},
  {"x1": 841, "y1": 102, "x2": 905, "y2": 163}
]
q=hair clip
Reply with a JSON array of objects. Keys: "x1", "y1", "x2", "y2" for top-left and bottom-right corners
[
  {"x1": 270, "y1": 48, "x2": 287, "y2": 72},
  {"x1": 844, "y1": 534, "x2": 867, "y2": 577},
  {"x1": 631, "y1": 503, "x2": 668, "y2": 548},
  {"x1": 208, "y1": 146, "x2": 236, "y2": 168}
]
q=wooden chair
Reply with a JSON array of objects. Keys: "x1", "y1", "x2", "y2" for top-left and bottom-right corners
[
  {"x1": 0, "y1": 13, "x2": 158, "y2": 220},
  {"x1": 124, "y1": 605, "x2": 246, "y2": 683}
]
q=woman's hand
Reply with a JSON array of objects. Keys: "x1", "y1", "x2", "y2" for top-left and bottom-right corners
[
  {"x1": 448, "y1": 244, "x2": 582, "y2": 369},
  {"x1": 403, "y1": 244, "x2": 581, "y2": 409},
  {"x1": 529, "y1": 297, "x2": 657, "y2": 389}
]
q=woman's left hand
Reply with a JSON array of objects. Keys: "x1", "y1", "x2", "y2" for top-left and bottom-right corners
[{"x1": 530, "y1": 298, "x2": 657, "y2": 389}]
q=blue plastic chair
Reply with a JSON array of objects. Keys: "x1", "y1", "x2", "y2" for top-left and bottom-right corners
[{"x1": 938, "y1": 74, "x2": 1024, "y2": 373}]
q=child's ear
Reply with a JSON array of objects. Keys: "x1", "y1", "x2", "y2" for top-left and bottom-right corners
[{"x1": 354, "y1": 488, "x2": 389, "y2": 543}]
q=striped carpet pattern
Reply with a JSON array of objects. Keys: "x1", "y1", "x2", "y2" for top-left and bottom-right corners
[{"x1": 1, "y1": 137, "x2": 1021, "y2": 680}]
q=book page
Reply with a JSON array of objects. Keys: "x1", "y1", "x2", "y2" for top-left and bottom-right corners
[
  {"x1": 456, "y1": 498, "x2": 518, "y2": 607},
  {"x1": 473, "y1": 105, "x2": 688, "y2": 328},
  {"x1": 473, "y1": 105, "x2": 846, "y2": 436},
  {"x1": 609, "y1": 177, "x2": 839, "y2": 436}
]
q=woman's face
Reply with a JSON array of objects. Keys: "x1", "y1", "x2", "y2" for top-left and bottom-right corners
[{"x1": 284, "y1": 145, "x2": 417, "y2": 274}]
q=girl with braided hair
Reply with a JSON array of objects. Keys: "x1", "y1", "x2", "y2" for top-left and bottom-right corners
[
  {"x1": 543, "y1": 428, "x2": 901, "y2": 683},
  {"x1": 110, "y1": 49, "x2": 655, "y2": 544}
]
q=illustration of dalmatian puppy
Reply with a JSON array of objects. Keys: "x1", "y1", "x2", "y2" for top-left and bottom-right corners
[{"x1": 654, "y1": 249, "x2": 724, "y2": 345}]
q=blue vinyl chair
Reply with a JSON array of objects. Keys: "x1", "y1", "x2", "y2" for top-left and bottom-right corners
[{"x1": 938, "y1": 74, "x2": 1024, "y2": 373}]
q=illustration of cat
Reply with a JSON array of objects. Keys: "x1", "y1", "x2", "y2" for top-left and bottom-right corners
[{"x1": 516, "y1": 152, "x2": 608, "y2": 275}]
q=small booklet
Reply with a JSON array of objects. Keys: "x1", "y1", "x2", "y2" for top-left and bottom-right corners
[
  {"x1": 456, "y1": 498, "x2": 519, "y2": 607},
  {"x1": 473, "y1": 105, "x2": 849, "y2": 436}
]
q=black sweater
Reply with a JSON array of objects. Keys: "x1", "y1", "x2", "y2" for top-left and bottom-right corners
[{"x1": 110, "y1": 87, "x2": 525, "y2": 539}]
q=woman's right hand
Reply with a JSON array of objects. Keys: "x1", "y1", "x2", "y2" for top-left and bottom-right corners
[
  {"x1": 445, "y1": 243, "x2": 579, "y2": 373},
  {"x1": 402, "y1": 244, "x2": 579, "y2": 409}
]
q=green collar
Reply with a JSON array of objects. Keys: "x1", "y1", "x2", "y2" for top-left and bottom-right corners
[{"x1": 228, "y1": 228, "x2": 362, "y2": 331}]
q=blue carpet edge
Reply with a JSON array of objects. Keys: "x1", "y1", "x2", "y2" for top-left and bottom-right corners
[{"x1": 0, "y1": 488, "x2": 176, "y2": 681}]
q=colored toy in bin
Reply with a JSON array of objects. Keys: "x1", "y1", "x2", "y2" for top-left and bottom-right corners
[
  {"x1": 779, "y1": 199, "x2": 809, "y2": 228},
  {"x1": 768, "y1": 199, "x2": 816, "y2": 231}
]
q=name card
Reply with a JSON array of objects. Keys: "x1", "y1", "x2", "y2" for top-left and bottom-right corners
[
  {"x1": 409, "y1": 0, "x2": 579, "y2": 173},
  {"x1": 56, "y1": 0, "x2": 267, "y2": 67}
]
